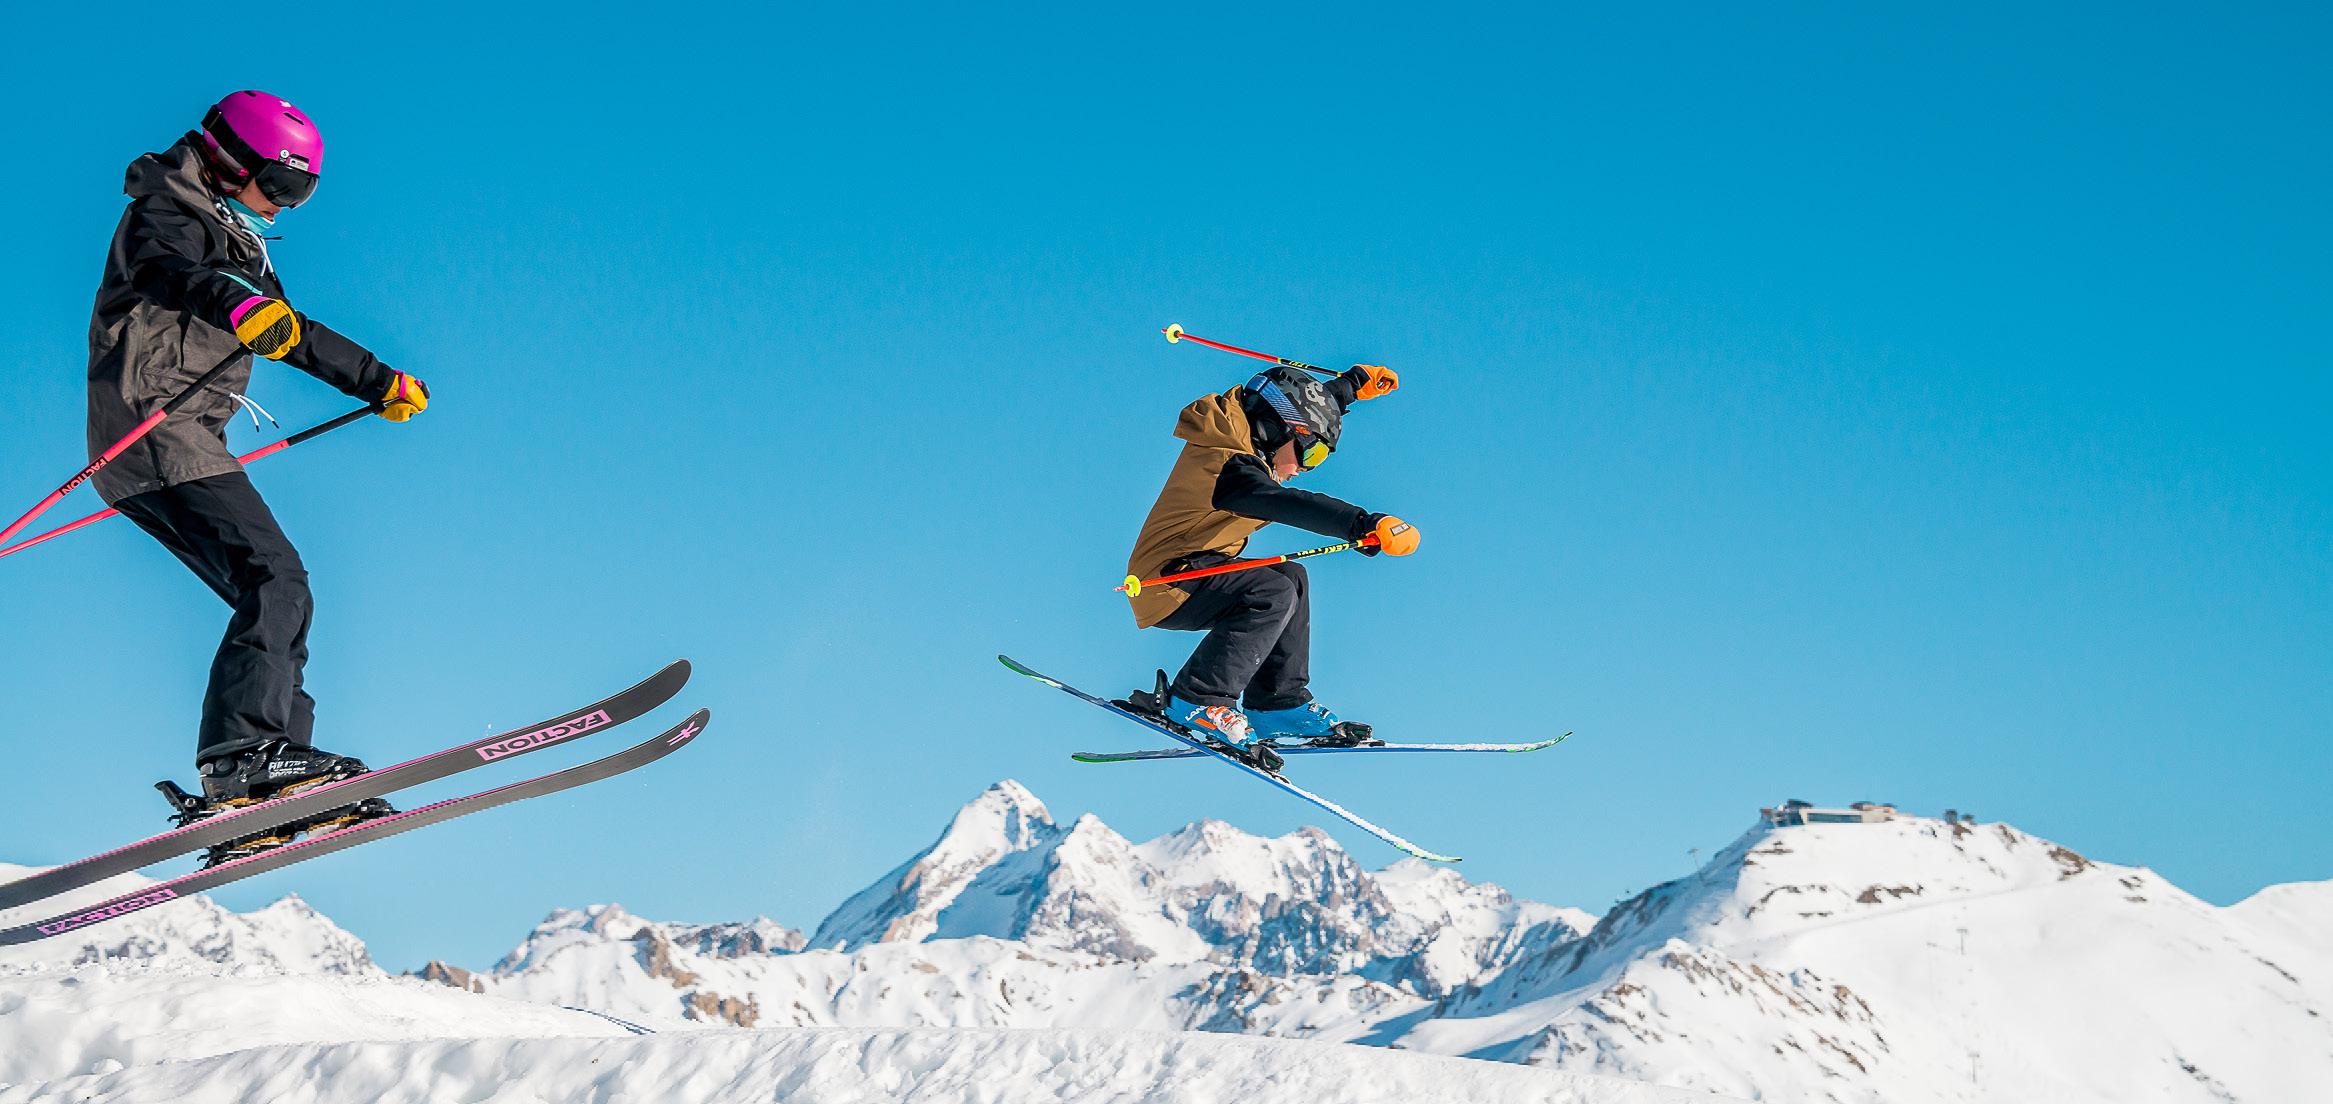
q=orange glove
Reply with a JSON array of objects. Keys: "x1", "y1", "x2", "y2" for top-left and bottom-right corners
[
  {"x1": 379, "y1": 373, "x2": 430, "y2": 422},
  {"x1": 1362, "y1": 514, "x2": 1420, "y2": 556},
  {"x1": 1348, "y1": 365, "x2": 1399, "y2": 400}
]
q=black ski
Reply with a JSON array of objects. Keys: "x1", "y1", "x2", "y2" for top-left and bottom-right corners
[
  {"x1": 3, "y1": 709, "x2": 709, "y2": 946},
  {"x1": 0, "y1": 660, "x2": 690, "y2": 912}
]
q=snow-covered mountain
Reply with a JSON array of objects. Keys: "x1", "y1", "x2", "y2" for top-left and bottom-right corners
[
  {"x1": 0, "y1": 864, "x2": 629, "y2": 1088},
  {"x1": 420, "y1": 783, "x2": 2333, "y2": 1103},
  {"x1": 0, "y1": 860, "x2": 1697, "y2": 1104},
  {"x1": 6, "y1": 784, "x2": 2327, "y2": 1103},
  {"x1": 440, "y1": 781, "x2": 1590, "y2": 1034},
  {"x1": 0, "y1": 862, "x2": 375, "y2": 979},
  {"x1": 809, "y1": 781, "x2": 1589, "y2": 992},
  {"x1": 1404, "y1": 816, "x2": 2333, "y2": 1102}
]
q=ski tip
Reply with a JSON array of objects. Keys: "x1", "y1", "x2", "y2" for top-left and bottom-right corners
[
  {"x1": 996, "y1": 655, "x2": 1047, "y2": 681},
  {"x1": 1164, "y1": 323, "x2": 1184, "y2": 343}
]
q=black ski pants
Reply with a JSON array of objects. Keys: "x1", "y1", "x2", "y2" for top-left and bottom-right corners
[
  {"x1": 1157, "y1": 556, "x2": 1313, "y2": 712},
  {"x1": 113, "y1": 471, "x2": 316, "y2": 764}
]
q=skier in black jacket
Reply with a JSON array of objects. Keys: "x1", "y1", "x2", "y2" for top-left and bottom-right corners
[{"x1": 88, "y1": 91, "x2": 427, "y2": 844}]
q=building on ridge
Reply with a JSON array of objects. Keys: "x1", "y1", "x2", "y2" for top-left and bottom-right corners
[{"x1": 1761, "y1": 799, "x2": 1898, "y2": 827}]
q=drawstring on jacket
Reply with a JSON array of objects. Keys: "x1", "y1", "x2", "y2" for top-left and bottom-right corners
[{"x1": 229, "y1": 391, "x2": 278, "y2": 431}]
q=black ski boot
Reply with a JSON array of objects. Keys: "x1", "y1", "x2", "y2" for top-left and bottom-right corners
[
  {"x1": 158, "y1": 737, "x2": 396, "y2": 863},
  {"x1": 150, "y1": 741, "x2": 385, "y2": 867},
  {"x1": 196, "y1": 740, "x2": 374, "y2": 808}
]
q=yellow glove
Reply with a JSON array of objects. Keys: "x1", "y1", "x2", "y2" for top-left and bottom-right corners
[
  {"x1": 379, "y1": 373, "x2": 430, "y2": 422},
  {"x1": 229, "y1": 296, "x2": 301, "y2": 359}
]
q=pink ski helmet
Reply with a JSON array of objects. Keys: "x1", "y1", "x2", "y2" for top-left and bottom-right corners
[{"x1": 198, "y1": 91, "x2": 322, "y2": 207}]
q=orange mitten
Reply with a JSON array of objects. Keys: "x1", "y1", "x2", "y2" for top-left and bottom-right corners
[
  {"x1": 1369, "y1": 515, "x2": 1420, "y2": 556},
  {"x1": 1349, "y1": 365, "x2": 1399, "y2": 400}
]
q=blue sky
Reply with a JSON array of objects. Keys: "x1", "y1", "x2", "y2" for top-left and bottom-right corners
[{"x1": 2, "y1": 3, "x2": 2325, "y2": 970}]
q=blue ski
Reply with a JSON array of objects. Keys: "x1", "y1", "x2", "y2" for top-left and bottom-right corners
[
  {"x1": 1073, "y1": 733, "x2": 1567, "y2": 764},
  {"x1": 998, "y1": 655, "x2": 1461, "y2": 863}
]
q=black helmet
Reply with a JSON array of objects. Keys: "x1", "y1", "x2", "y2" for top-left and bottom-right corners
[{"x1": 1239, "y1": 367, "x2": 1343, "y2": 470}]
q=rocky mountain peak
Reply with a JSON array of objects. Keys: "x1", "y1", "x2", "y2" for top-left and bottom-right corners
[
  {"x1": 786, "y1": 783, "x2": 1587, "y2": 991},
  {"x1": 807, "y1": 780, "x2": 1064, "y2": 952}
]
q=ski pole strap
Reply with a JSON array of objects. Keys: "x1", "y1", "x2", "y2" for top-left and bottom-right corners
[
  {"x1": 1116, "y1": 535, "x2": 1380, "y2": 596},
  {"x1": 0, "y1": 348, "x2": 251, "y2": 549},
  {"x1": 0, "y1": 401, "x2": 377, "y2": 563},
  {"x1": 1162, "y1": 324, "x2": 1338, "y2": 379}
]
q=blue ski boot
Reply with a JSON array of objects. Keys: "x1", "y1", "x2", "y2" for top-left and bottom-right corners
[
  {"x1": 1112, "y1": 670, "x2": 1284, "y2": 772},
  {"x1": 1244, "y1": 702, "x2": 1376, "y2": 748},
  {"x1": 1165, "y1": 694, "x2": 1285, "y2": 773}
]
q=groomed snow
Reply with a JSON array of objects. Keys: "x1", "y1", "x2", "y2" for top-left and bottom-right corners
[
  {"x1": 0, "y1": 967, "x2": 628, "y2": 1085},
  {"x1": 0, "y1": 1028, "x2": 1746, "y2": 1104}
]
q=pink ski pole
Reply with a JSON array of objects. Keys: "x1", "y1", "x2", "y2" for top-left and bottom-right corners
[
  {"x1": 0, "y1": 347, "x2": 249, "y2": 550},
  {"x1": 0, "y1": 401, "x2": 378, "y2": 562}
]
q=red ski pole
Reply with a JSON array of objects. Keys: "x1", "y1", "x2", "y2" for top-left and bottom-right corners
[
  {"x1": 1116, "y1": 535, "x2": 1380, "y2": 596},
  {"x1": 1162, "y1": 324, "x2": 1341, "y2": 379},
  {"x1": 0, "y1": 400, "x2": 376, "y2": 563},
  {"x1": 0, "y1": 347, "x2": 250, "y2": 550}
]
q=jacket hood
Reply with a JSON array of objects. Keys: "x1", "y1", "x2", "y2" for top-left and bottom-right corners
[
  {"x1": 1173, "y1": 391, "x2": 1257, "y2": 453},
  {"x1": 124, "y1": 136, "x2": 218, "y2": 208}
]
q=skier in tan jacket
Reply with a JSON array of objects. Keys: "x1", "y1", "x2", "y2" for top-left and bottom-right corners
[{"x1": 1120, "y1": 364, "x2": 1418, "y2": 770}]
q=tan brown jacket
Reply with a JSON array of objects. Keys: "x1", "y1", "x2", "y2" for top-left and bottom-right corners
[{"x1": 1124, "y1": 390, "x2": 1370, "y2": 627}]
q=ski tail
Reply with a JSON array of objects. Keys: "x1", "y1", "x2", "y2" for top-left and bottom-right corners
[
  {"x1": 999, "y1": 656, "x2": 1461, "y2": 863},
  {"x1": 3, "y1": 709, "x2": 710, "y2": 946},
  {"x1": 0, "y1": 660, "x2": 692, "y2": 913}
]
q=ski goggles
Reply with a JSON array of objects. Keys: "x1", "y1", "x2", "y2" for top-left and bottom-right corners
[
  {"x1": 1295, "y1": 431, "x2": 1331, "y2": 471},
  {"x1": 250, "y1": 160, "x2": 318, "y2": 208}
]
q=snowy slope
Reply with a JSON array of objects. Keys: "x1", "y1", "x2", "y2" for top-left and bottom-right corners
[
  {"x1": 1397, "y1": 817, "x2": 2333, "y2": 1103},
  {"x1": 0, "y1": 864, "x2": 627, "y2": 1086},
  {"x1": 0, "y1": 1028, "x2": 1741, "y2": 1104},
  {"x1": 429, "y1": 787, "x2": 2333, "y2": 1104},
  {"x1": 0, "y1": 964, "x2": 628, "y2": 1086},
  {"x1": 2226, "y1": 878, "x2": 2333, "y2": 1000}
]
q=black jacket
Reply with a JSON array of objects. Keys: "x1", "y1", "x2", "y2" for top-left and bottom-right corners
[
  {"x1": 85, "y1": 136, "x2": 394, "y2": 504},
  {"x1": 1211, "y1": 453, "x2": 1373, "y2": 544}
]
